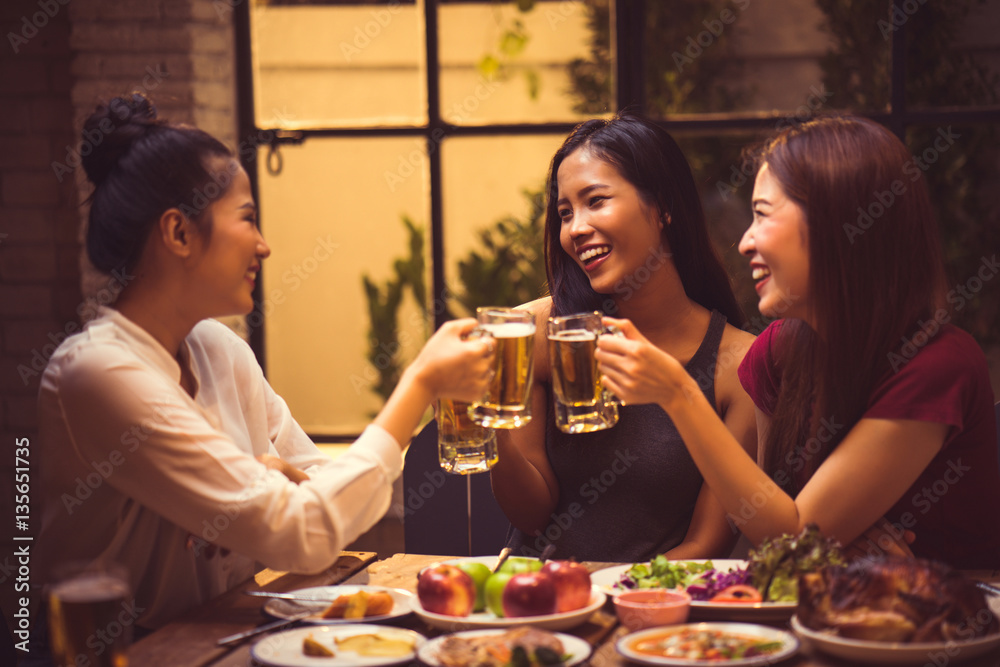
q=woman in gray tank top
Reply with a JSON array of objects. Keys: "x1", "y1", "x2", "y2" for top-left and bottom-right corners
[{"x1": 491, "y1": 113, "x2": 758, "y2": 562}]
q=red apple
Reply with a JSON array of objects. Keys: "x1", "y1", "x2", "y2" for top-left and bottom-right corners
[
  {"x1": 541, "y1": 559, "x2": 592, "y2": 612},
  {"x1": 502, "y1": 571, "x2": 557, "y2": 617},
  {"x1": 416, "y1": 563, "x2": 476, "y2": 617}
]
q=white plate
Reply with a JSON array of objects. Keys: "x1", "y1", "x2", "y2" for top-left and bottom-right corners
[
  {"x1": 249, "y1": 624, "x2": 425, "y2": 667},
  {"x1": 411, "y1": 586, "x2": 606, "y2": 632},
  {"x1": 416, "y1": 628, "x2": 592, "y2": 666},
  {"x1": 791, "y1": 614, "x2": 1000, "y2": 665},
  {"x1": 262, "y1": 586, "x2": 414, "y2": 625},
  {"x1": 592, "y1": 560, "x2": 797, "y2": 622},
  {"x1": 616, "y1": 622, "x2": 799, "y2": 666}
]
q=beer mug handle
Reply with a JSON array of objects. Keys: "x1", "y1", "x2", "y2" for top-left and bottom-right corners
[
  {"x1": 463, "y1": 326, "x2": 495, "y2": 401},
  {"x1": 599, "y1": 324, "x2": 625, "y2": 406},
  {"x1": 464, "y1": 326, "x2": 491, "y2": 342}
]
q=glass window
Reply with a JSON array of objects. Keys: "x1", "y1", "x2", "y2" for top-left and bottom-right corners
[
  {"x1": 251, "y1": 0, "x2": 427, "y2": 128},
  {"x1": 902, "y1": 0, "x2": 1000, "y2": 110},
  {"x1": 239, "y1": 0, "x2": 1000, "y2": 436},
  {"x1": 440, "y1": 134, "x2": 565, "y2": 315},
  {"x1": 253, "y1": 137, "x2": 430, "y2": 436},
  {"x1": 908, "y1": 123, "x2": 1000, "y2": 349},
  {"x1": 635, "y1": 0, "x2": 888, "y2": 117},
  {"x1": 438, "y1": 1, "x2": 610, "y2": 124},
  {"x1": 675, "y1": 130, "x2": 768, "y2": 330}
]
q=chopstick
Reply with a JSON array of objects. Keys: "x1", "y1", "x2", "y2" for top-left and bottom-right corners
[{"x1": 490, "y1": 547, "x2": 512, "y2": 574}]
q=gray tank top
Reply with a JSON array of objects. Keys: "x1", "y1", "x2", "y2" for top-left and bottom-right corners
[{"x1": 506, "y1": 310, "x2": 728, "y2": 562}]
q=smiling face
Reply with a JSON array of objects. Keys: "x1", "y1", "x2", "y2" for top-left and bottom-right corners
[
  {"x1": 556, "y1": 147, "x2": 665, "y2": 295},
  {"x1": 188, "y1": 161, "x2": 270, "y2": 317},
  {"x1": 739, "y1": 163, "x2": 811, "y2": 322}
]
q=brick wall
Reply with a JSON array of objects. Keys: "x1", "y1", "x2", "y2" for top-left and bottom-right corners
[
  {"x1": 0, "y1": 0, "x2": 235, "y2": 655},
  {"x1": 0, "y1": 2, "x2": 80, "y2": 651},
  {"x1": 67, "y1": 0, "x2": 236, "y2": 301}
]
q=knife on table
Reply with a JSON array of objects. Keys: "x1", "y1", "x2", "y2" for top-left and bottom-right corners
[{"x1": 216, "y1": 610, "x2": 313, "y2": 646}]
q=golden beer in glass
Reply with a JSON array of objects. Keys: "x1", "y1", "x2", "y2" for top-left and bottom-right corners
[
  {"x1": 550, "y1": 329, "x2": 601, "y2": 407},
  {"x1": 548, "y1": 312, "x2": 620, "y2": 433},
  {"x1": 438, "y1": 397, "x2": 498, "y2": 474},
  {"x1": 469, "y1": 307, "x2": 535, "y2": 428},
  {"x1": 48, "y1": 562, "x2": 131, "y2": 667}
]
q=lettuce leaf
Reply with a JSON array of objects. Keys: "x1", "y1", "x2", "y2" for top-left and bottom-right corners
[{"x1": 748, "y1": 524, "x2": 844, "y2": 602}]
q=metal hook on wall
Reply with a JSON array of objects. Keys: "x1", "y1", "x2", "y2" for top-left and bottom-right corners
[
  {"x1": 266, "y1": 142, "x2": 283, "y2": 175},
  {"x1": 264, "y1": 130, "x2": 305, "y2": 177}
]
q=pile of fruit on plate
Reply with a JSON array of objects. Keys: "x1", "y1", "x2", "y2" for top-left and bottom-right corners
[{"x1": 417, "y1": 557, "x2": 594, "y2": 618}]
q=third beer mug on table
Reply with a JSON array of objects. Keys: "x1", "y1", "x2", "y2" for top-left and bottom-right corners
[
  {"x1": 48, "y1": 561, "x2": 132, "y2": 667},
  {"x1": 548, "y1": 311, "x2": 620, "y2": 433},
  {"x1": 469, "y1": 307, "x2": 536, "y2": 429},
  {"x1": 437, "y1": 396, "x2": 497, "y2": 474}
]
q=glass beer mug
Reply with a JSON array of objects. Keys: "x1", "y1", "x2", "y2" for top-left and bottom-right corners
[
  {"x1": 468, "y1": 307, "x2": 536, "y2": 429},
  {"x1": 48, "y1": 561, "x2": 132, "y2": 667},
  {"x1": 547, "y1": 311, "x2": 621, "y2": 433},
  {"x1": 437, "y1": 397, "x2": 498, "y2": 474}
]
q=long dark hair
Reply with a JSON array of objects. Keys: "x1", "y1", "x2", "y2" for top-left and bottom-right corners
[
  {"x1": 82, "y1": 93, "x2": 233, "y2": 274},
  {"x1": 756, "y1": 116, "x2": 947, "y2": 491},
  {"x1": 544, "y1": 112, "x2": 744, "y2": 326}
]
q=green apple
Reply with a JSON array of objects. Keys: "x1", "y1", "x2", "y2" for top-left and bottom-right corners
[
  {"x1": 485, "y1": 571, "x2": 513, "y2": 617},
  {"x1": 455, "y1": 561, "x2": 491, "y2": 612},
  {"x1": 498, "y1": 557, "x2": 543, "y2": 574}
]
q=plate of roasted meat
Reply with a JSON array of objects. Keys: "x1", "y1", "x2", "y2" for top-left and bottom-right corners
[{"x1": 791, "y1": 557, "x2": 1000, "y2": 664}]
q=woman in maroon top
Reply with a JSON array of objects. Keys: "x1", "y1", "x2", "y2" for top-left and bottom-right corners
[{"x1": 595, "y1": 115, "x2": 1000, "y2": 568}]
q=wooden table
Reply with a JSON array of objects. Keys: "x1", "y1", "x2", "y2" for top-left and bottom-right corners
[{"x1": 127, "y1": 553, "x2": 1000, "y2": 666}]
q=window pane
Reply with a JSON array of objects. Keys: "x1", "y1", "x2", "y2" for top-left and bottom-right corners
[
  {"x1": 438, "y1": 1, "x2": 611, "y2": 125},
  {"x1": 440, "y1": 135, "x2": 565, "y2": 314},
  {"x1": 904, "y1": 1, "x2": 1000, "y2": 110},
  {"x1": 254, "y1": 137, "x2": 430, "y2": 436},
  {"x1": 438, "y1": 131, "x2": 767, "y2": 331},
  {"x1": 907, "y1": 124, "x2": 1000, "y2": 351},
  {"x1": 638, "y1": 0, "x2": 889, "y2": 117},
  {"x1": 674, "y1": 130, "x2": 766, "y2": 331},
  {"x1": 251, "y1": 0, "x2": 426, "y2": 128}
]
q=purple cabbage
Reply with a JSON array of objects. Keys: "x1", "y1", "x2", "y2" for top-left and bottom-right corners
[{"x1": 684, "y1": 567, "x2": 751, "y2": 601}]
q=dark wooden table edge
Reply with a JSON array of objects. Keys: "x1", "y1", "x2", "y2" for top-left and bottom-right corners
[{"x1": 126, "y1": 551, "x2": 377, "y2": 666}]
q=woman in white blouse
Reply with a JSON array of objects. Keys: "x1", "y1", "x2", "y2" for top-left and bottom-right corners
[{"x1": 34, "y1": 93, "x2": 493, "y2": 632}]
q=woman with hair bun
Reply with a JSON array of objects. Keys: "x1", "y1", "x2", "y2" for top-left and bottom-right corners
[
  {"x1": 597, "y1": 115, "x2": 1000, "y2": 567},
  {"x1": 34, "y1": 94, "x2": 494, "y2": 633}
]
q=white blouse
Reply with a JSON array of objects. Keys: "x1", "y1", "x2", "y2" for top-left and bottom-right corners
[{"x1": 37, "y1": 307, "x2": 402, "y2": 628}]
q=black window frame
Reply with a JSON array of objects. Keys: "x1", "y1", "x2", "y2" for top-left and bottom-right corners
[{"x1": 235, "y1": 0, "x2": 1000, "y2": 386}]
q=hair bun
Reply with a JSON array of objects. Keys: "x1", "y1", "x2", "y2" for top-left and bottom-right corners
[{"x1": 81, "y1": 93, "x2": 163, "y2": 187}]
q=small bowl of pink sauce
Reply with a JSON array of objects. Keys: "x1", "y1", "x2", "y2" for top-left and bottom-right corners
[{"x1": 613, "y1": 588, "x2": 692, "y2": 631}]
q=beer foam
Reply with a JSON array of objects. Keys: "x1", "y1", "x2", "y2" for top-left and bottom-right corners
[
  {"x1": 480, "y1": 322, "x2": 535, "y2": 337},
  {"x1": 51, "y1": 574, "x2": 129, "y2": 602},
  {"x1": 549, "y1": 330, "x2": 596, "y2": 342}
]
